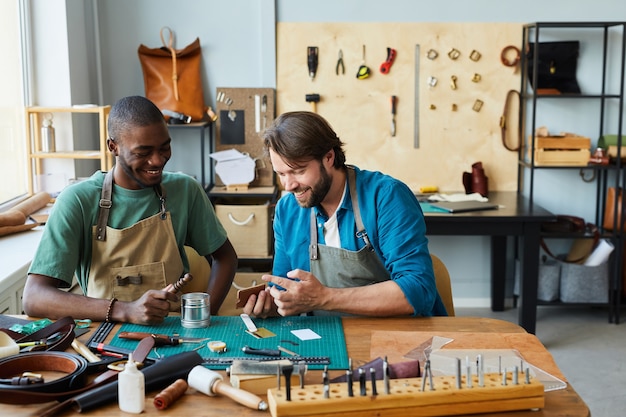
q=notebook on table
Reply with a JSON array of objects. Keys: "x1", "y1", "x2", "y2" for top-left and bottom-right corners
[{"x1": 428, "y1": 200, "x2": 499, "y2": 213}]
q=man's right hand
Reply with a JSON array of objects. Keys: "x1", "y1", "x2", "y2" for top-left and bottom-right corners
[{"x1": 120, "y1": 289, "x2": 180, "y2": 325}]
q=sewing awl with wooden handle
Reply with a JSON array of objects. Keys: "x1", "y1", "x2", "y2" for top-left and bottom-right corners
[{"x1": 162, "y1": 273, "x2": 193, "y2": 294}]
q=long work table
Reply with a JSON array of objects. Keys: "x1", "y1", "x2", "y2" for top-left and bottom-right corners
[
  {"x1": 1, "y1": 315, "x2": 588, "y2": 417},
  {"x1": 423, "y1": 191, "x2": 555, "y2": 334}
]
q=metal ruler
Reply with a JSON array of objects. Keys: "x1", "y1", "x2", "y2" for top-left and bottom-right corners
[
  {"x1": 86, "y1": 320, "x2": 115, "y2": 345},
  {"x1": 203, "y1": 356, "x2": 330, "y2": 366},
  {"x1": 414, "y1": 44, "x2": 421, "y2": 148}
]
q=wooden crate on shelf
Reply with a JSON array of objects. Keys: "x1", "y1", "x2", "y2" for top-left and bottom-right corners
[{"x1": 530, "y1": 135, "x2": 591, "y2": 166}]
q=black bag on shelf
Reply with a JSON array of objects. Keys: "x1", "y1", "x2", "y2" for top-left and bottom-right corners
[{"x1": 527, "y1": 41, "x2": 581, "y2": 94}]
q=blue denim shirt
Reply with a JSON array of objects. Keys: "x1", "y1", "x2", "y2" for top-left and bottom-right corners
[{"x1": 272, "y1": 166, "x2": 446, "y2": 316}]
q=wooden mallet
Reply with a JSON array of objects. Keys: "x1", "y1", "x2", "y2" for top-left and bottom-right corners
[
  {"x1": 305, "y1": 93, "x2": 320, "y2": 113},
  {"x1": 187, "y1": 365, "x2": 268, "y2": 411}
]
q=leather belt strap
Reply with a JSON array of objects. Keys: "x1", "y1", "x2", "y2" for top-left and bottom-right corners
[
  {"x1": 500, "y1": 89, "x2": 521, "y2": 152},
  {"x1": 0, "y1": 335, "x2": 155, "y2": 404},
  {"x1": 0, "y1": 351, "x2": 88, "y2": 394},
  {"x1": 0, "y1": 316, "x2": 76, "y2": 353},
  {"x1": 15, "y1": 316, "x2": 76, "y2": 352},
  {"x1": 160, "y1": 26, "x2": 180, "y2": 101}
]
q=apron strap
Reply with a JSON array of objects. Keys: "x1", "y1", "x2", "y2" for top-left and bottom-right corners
[
  {"x1": 346, "y1": 166, "x2": 373, "y2": 251},
  {"x1": 95, "y1": 169, "x2": 114, "y2": 242},
  {"x1": 309, "y1": 210, "x2": 318, "y2": 260},
  {"x1": 309, "y1": 166, "x2": 373, "y2": 261},
  {"x1": 154, "y1": 184, "x2": 167, "y2": 220},
  {"x1": 95, "y1": 168, "x2": 168, "y2": 242}
]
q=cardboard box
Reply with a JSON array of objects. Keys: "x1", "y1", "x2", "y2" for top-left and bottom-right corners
[
  {"x1": 215, "y1": 203, "x2": 273, "y2": 258},
  {"x1": 218, "y1": 271, "x2": 268, "y2": 316}
]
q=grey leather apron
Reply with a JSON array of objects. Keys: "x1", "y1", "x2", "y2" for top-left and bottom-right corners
[
  {"x1": 309, "y1": 167, "x2": 390, "y2": 316},
  {"x1": 87, "y1": 169, "x2": 183, "y2": 308}
]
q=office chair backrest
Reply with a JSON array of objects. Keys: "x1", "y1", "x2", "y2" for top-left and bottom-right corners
[{"x1": 431, "y1": 254, "x2": 455, "y2": 316}]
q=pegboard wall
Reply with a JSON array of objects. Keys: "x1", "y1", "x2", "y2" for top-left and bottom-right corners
[
  {"x1": 214, "y1": 87, "x2": 276, "y2": 187},
  {"x1": 277, "y1": 23, "x2": 522, "y2": 192}
]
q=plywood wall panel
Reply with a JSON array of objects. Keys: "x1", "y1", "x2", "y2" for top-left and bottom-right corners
[{"x1": 277, "y1": 22, "x2": 522, "y2": 192}]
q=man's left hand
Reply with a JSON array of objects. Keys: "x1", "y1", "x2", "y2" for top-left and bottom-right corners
[{"x1": 265, "y1": 269, "x2": 329, "y2": 316}]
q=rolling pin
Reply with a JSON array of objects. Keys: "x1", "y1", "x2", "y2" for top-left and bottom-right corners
[
  {"x1": 0, "y1": 191, "x2": 51, "y2": 227},
  {"x1": 0, "y1": 223, "x2": 39, "y2": 237},
  {"x1": 12, "y1": 191, "x2": 52, "y2": 216}
]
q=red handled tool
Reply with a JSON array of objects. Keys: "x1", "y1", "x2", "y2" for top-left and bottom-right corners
[{"x1": 380, "y1": 47, "x2": 397, "y2": 74}]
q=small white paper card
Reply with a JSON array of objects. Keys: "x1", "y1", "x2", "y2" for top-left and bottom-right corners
[{"x1": 291, "y1": 329, "x2": 321, "y2": 341}]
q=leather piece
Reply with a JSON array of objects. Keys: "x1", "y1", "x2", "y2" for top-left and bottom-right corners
[
  {"x1": 0, "y1": 351, "x2": 88, "y2": 394},
  {"x1": 15, "y1": 316, "x2": 76, "y2": 352}
]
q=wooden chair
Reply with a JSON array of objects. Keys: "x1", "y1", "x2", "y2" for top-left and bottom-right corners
[
  {"x1": 183, "y1": 246, "x2": 211, "y2": 294},
  {"x1": 431, "y1": 254, "x2": 455, "y2": 316}
]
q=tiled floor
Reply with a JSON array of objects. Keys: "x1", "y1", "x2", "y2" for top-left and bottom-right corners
[{"x1": 456, "y1": 306, "x2": 626, "y2": 417}]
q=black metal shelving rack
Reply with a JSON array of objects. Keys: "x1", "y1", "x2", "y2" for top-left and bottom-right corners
[{"x1": 518, "y1": 22, "x2": 626, "y2": 323}]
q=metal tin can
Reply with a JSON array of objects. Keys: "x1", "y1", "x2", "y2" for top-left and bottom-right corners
[{"x1": 181, "y1": 292, "x2": 211, "y2": 328}]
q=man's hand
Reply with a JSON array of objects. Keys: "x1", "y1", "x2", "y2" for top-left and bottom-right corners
[
  {"x1": 241, "y1": 269, "x2": 328, "y2": 318},
  {"x1": 242, "y1": 285, "x2": 276, "y2": 318},
  {"x1": 121, "y1": 290, "x2": 179, "y2": 325}
]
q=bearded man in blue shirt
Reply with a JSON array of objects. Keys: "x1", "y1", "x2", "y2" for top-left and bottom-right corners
[{"x1": 244, "y1": 111, "x2": 447, "y2": 318}]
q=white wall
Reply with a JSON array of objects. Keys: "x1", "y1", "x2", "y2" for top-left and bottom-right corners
[{"x1": 28, "y1": 0, "x2": 626, "y2": 306}]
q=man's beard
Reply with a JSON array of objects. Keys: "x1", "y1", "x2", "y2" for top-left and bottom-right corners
[{"x1": 296, "y1": 163, "x2": 332, "y2": 209}]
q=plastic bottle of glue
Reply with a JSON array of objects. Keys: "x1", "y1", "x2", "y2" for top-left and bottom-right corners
[{"x1": 118, "y1": 353, "x2": 145, "y2": 413}]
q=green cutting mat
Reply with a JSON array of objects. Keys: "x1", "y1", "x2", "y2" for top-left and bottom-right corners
[{"x1": 112, "y1": 316, "x2": 348, "y2": 370}]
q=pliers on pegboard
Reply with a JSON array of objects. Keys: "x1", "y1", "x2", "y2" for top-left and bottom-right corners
[{"x1": 336, "y1": 49, "x2": 345, "y2": 75}]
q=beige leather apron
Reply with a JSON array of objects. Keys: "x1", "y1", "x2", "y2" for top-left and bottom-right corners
[
  {"x1": 309, "y1": 167, "x2": 390, "y2": 316},
  {"x1": 87, "y1": 169, "x2": 183, "y2": 307}
]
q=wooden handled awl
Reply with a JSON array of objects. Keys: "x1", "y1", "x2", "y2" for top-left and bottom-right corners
[
  {"x1": 187, "y1": 365, "x2": 268, "y2": 411},
  {"x1": 162, "y1": 273, "x2": 193, "y2": 294}
]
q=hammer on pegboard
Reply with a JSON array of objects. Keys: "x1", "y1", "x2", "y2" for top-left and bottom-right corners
[{"x1": 305, "y1": 93, "x2": 320, "y2": 113}]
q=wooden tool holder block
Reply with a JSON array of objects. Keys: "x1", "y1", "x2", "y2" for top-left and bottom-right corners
[
  {"x1": 267, "y1": 373, "x2": 544, "y2": 417},
  {"x1": 214, "y1": 87, "x2": 276, "y2": 187}
]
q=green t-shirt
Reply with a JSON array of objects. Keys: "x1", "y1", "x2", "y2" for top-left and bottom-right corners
[{"x1": 29, "y1": 171, "x2": 227, "y2": 292}]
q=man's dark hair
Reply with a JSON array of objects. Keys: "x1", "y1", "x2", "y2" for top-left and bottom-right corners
[
  {"x1": 107, "y1": 96, "x2": 165, "y2": 141},
  {"x1": 262, "y1": 111, "x2": 346, "y2": 168}
]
